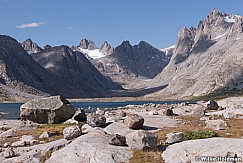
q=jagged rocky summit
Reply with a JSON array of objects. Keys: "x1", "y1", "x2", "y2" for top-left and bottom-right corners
[
  {"x1": 150, "y1": 8, "x2": 243, "y2": 99},
  {"x1": 21, "y1": 39, "x2": 42, "y2": 54}
]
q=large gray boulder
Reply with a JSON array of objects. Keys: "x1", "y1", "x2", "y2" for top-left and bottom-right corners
[
  {"x1": 124, "y1": 114, "x2": 144, "y2": 130},
  {"x1": 162, "y1": 138, "x2": 243, "y2": 163},
  {"x1": 126, "y1": 130, "x2": 157, "y2": 150},
  {"x1": 20, "y1": 96, "x2": 76, "y2": 124},
  {"x1": 46, "y1": 129, "x2": 132, "y2": 163}
]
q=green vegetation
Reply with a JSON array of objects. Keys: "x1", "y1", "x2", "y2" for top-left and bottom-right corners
[
  {"x1": 0, "y1": 127, "x2": 11, "y2": 131},
  {"x1": 184, "y1": 130, "x2": 219, "y2": 140}
]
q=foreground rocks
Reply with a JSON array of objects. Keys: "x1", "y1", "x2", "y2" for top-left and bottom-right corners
[
  {"x1": 46, "y1": 129, "x2": 132, "y2": 163},
  {"x1": 0, "y1": 139, "x2": 70, "y2": 163},
  {"x1": 20, "y1": 96, "x2": 76, "y2": 124},
  {"x1": 4, "y1": 99, "x2": 243, "y2": 162},
  {"x1": 162, "y1": 138, "x2": 243, "y2": 163}
]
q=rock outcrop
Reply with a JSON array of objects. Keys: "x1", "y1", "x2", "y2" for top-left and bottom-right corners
[
  {"x1": 100, "y1": 41, "x2": 114, "y2": 55},
  {"x1": 162, "y1": 138, "x2": 243, "y2": 162},
  {"x1": 20, "y1": 96, "x2": 76, "y2": 124},
  {"x1": 79, "y1": 39, "x2": 97, "y2": 50},
  {"x1": 46, "y1": 130, "x2": 132, "y2": 163},
  {"x1": 21, "y1": 39, "x2": 42, "y2": 54}
]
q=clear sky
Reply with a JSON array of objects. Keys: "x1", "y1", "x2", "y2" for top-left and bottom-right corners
[{"x1": 1, "y1": 0, "x2": 243, "y2": 49}]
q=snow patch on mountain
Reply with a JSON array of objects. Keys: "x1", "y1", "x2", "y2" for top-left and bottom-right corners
[
  {"x1": 78, "y1": 48, "x2": 105, "y2": 59},
  {"x1": 160, "y1": 44, "x2": 175, "y2": 56},
  {"x1": 160, "y1": 45, "x2": 175, "y2": 52},
  {"x1": 224, "y1": 16, "x2": 236, "y2": 23}
]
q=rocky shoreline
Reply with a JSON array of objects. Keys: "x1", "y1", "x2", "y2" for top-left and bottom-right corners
[{"x1": 0, "y1": 96, "x2": 243, "y2": 162}]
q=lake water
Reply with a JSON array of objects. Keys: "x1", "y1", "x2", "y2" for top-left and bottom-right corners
[{"x1": 0, "y1": 101, "x2": 187, "y2": 120}]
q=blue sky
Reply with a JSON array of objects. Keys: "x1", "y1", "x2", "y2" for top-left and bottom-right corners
[{"x1": 1, "y1": 0, "x2": 243, "y2": 49}]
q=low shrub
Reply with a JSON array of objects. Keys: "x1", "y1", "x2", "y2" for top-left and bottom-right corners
[{"x1": 184, "y1": 130, "x2": 219, "y2": 140}]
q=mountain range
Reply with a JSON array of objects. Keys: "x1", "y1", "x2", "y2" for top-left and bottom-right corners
[{"x1": 0, "y1": 8, "x2": 242, "y2": 101}]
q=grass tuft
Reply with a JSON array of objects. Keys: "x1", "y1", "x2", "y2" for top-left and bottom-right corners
[{"x1": 184, "y1": 130, "x2": 219, "y2": 140}]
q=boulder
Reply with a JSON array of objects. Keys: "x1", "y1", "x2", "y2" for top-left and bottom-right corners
[
  {"x1": 126, "y1": 130, "x2": 157, "y2": 150},
  {"x1": 104, "y1": 122, "x2": 132, "y2": 136},
  {"x1": 173, "y1": 104, "x2": 205, "y2": 116},
  {"x1": 73, "y1": 109, "x2": 87, "y2": 122},
  {"x1": 20, "y1": 96, "x2": 76, "y2": 124},
  {"x1": 165, "y1": 132, "x2": 184, "y2": 144},
  {"x1": 109, "y1": 134, "x2": 127, "y2": 146},
  {"x1": 4, "y1": 148, "x2": 15, "y2": 158},
  {"x1": 63, "y1": 125, "x2": 82, "y2": 140},
  {"x1": 158, "y1": 108, "x2": 174, "y2": 116},
  {"x1": 87, "y1": 114, "x2": 106, "y2": 127},
  {"x1": 207, "y1": 100, "x2": 219, "y2": 110},
  {"x1": 162, "y1": 138, "x2": 243, "y2": 163},
  {"x1": 124, "y1": 114, "x2": 144, "y2": 129},
  {"x1": 205, "y1": 119, "x2": 227, "y2": 130},
  {"x1": 46, "y1": 130, "x2": 132, "y2": 163}
]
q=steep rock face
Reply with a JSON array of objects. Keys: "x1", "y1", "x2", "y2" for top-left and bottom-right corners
[
  {"x1": 31, "y1": 46, "x2": 122, "y2": 97},
  {"x1": 151, "y1": 9, "x2": 243, "y2": 98},
  {"x1": 0, "y1": 35, "x2": 70, "y2": 101},
  {"x1": 21, "y1": 39, "x2": 42, "y2": 54},
  {"x1": 79, "y1": 39, "x2": 97, "y2": 50},
  {"x1": 93, "y1": 41, "x2": 170, "y2": 87},
  {"x1": 100, "y1": 41, "x2": 114, "y2": 55}
]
